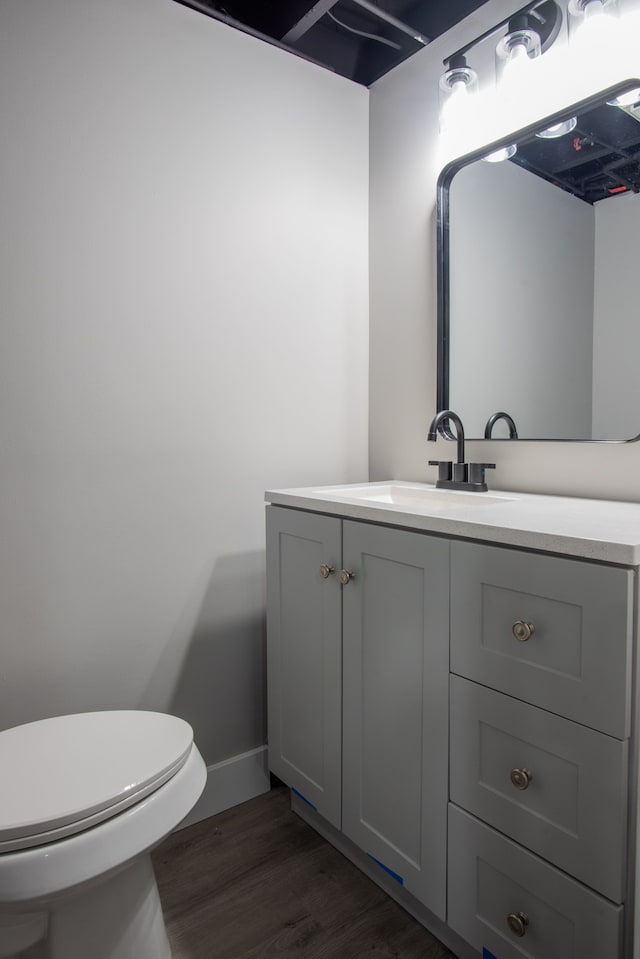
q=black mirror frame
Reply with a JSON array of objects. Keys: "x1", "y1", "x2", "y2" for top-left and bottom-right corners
[{"x1": 435, "y1": 78, "x2": 640, "y2": 442}]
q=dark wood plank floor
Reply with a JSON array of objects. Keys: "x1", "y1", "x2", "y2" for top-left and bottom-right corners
[{"x1": 153, "y1": 786, "x2": 457, "y2": 959}]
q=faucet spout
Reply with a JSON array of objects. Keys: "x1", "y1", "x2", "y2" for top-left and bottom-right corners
[
  {"x1": 427, "y1": 409, "x2": 465, "y2": 464},
  {"x1": 484, "y1": 411, "x2": 518, "y2": 439}
]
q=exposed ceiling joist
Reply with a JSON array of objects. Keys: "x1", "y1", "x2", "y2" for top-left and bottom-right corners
[
  {"x1": 350, "y1": 0, "x2": 429, "y2": 46},
  {"x1": 281, "y1": 0, "x2": 340, "y2": 44}
]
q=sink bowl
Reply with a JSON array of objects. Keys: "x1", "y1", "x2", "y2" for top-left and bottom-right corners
[{"x1": 324, "y1": 484, "x2": 515, "y2": 510}]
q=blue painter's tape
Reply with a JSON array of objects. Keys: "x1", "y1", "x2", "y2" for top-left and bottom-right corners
[
  {"x1": 290, "y1": 787, "x2": 317, "y2": 811},
  {"x1": 482, "y1": 948, "x2": 499, "y2": 959},
  {"x1": 366, "y1": 853, "x2": 404, "y2": 885}
]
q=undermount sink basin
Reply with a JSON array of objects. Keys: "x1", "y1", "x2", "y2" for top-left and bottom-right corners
[{"x1": 325, "y1": 484, "x2": 515, "y2": 510}]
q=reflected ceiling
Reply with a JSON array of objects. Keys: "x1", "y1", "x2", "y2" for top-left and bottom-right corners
[{"x1": 511, "y1": 99, "x2": 640, "y2": 204}]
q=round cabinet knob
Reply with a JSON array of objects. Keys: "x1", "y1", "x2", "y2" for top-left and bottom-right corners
[
  {"x1": 510, "y1": 767, "x2": 533, "y2": 790},
  {"x1": 338, "y1": 569, "x2": 355, "y2": 586},
  {"x1": 319, "y1": 564, "x2": 335, "y2": 579},
  {"x1": 512, "y1": 620, "x2": 535, "y2": 642},
  {"x1": 506, "y1": 912, "x2": 529, "y2": 938}
]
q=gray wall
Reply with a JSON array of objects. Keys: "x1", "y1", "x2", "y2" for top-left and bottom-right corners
[
  {"x1": 449, "y1": 159, "x2": 594, "y2": 439},
  {"x1": 0, "y1": 0, "x2": 369, "y2": 763},
  {"x1": 369, "y1": 0, "x2": 640, "y2": 499},
  {"x1": 593, "y1": 191, "x2": 640, "y2": 439}
]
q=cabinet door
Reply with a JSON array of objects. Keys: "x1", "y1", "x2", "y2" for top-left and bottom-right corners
[
  {"x1": 341, "y1": 521, "x2": 449, "y2": 919},
  {"x1": 266, "y1": 506, "x2": 342, "y2": 828}
]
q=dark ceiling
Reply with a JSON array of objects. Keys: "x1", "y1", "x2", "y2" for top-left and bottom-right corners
[{"x1": 175, "y1": 0, "x2": 490, "y2": 86}]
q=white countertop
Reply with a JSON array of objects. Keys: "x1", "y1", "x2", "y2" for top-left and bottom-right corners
[{"x1": 265, "y1": 481, "x2": 640, "y2": 566}]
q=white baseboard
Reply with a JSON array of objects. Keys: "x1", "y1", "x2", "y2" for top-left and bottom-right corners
[{"x1": 177, "y1": 745, "x2": 270, "y2": 829}]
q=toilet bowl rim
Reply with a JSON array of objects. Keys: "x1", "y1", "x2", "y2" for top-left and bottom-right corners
[
  {"x1": 0, "y1": 743, "x2": 206, "y2": 905},
  {"x1": 0, "y1": 750, "x2": 190, "y2": 854},
  {"x1": 0, "y1": 710, "x2": 194, "y2": 849}
]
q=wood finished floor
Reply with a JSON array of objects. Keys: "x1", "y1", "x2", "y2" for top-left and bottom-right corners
[{"x1": 153, "y1": 786, "x2": 458, "y2": 959}]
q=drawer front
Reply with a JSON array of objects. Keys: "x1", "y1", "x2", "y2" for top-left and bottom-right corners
[
  {"x1": 450, "y1": 675, "x2": 628, "y2": 903},
  {"x1": 450, "y1": 541, "x2": 633, "y2": 738},
  {"x1": 448, "y1": 805, "x2": 624, "y2": 959}
]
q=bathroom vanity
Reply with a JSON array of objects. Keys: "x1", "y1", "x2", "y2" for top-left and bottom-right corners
[{"x1": 265, "y1": 481, "x2": 640, "y2": 959}]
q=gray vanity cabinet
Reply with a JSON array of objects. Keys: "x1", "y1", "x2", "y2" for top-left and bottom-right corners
[
  {"x1": 266, "y1": 505, "x2": 450, "y2": 920},
  {"x1": 266, "y1": 497, "x2": 637, "y2": 959}
]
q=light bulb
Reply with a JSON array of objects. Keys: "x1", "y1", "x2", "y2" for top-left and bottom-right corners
[
  {"x1": 495, "y1": 24, "x2": 542, "y2": 91},
  {"x1": 438, "y1": 61, "x2": 477, "y2": 133},
  {"x1": 441, "y1": 79, "x2": 469, "y2": 129},
  {"x1": 569, "y1": 0, "x2": 619, "y2": 55},
  {"x1": 578, "y1": 0, "x2": 606, "y2": 44},
  {"x1": 504, "y1": 40, "x2": 530, "y2": 79}
]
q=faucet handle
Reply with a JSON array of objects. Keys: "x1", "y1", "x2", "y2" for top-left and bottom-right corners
[
  {"x1": 428, "y1": 460, "x2": 452, "y2": 482},
  {"x1": 452, "y1": 462, "x2": 468, "y2": 483},
  {"x1": 468, "y1": 462, "x2": 496, "y2": 485}
]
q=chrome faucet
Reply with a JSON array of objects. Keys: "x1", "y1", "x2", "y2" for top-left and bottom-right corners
[
  {"x1": 484, "y1": 411, "x2": 518, "y2": 439},
  {"x1": 427, "y1": 409, "x2": 495, "y2": 492}
]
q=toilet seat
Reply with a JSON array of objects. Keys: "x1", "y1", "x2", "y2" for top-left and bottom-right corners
[{"x1": 0, "y1": 711, "x2": 194, "y2": 853}]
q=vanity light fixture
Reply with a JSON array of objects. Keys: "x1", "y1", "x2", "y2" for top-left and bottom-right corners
[
  {"x1": 438, "y1": 54, "x2": 478, "y2": 133},
  {"x1": 536, "y1": 116, "x2": 578, "y2": 137},
  {"x1": 438, "y1": 1, "x2": 562, "y2": 134}
]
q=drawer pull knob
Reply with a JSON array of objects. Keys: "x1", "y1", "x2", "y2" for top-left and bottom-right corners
[
  {"x1": 339, "y1": 569, "x2": 355, "y2": 586},
  {"x1": 319, "y1": 564, "x2": 335, "y2": 579},
  {"x1": 510, "y1": 767, "x2": 532, "y2": 790},
  {"x1": 512, "y1": 620, "x2": 535, "y2": 642},
  {"x1": 507, "y1": 912, "x2": 529, "y2": 938}
]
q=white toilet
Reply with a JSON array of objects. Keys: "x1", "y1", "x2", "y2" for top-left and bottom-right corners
[{"x1": 0, "y1": 710, "x2": 206, "y2": 959}]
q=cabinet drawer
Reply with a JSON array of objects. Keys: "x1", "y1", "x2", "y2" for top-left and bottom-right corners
[
  {"x1": 450, "y1": 675, "x2": 628, "y2": 903},
  {"x1": 450, "y1": 541, "x2": 633, "y2": 738},
  {"x1": 448, "y1": 805, "x2": 623, "y2": 959}
]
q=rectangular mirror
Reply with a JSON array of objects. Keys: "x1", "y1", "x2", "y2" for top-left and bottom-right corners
[{"x1": 437, "y1": 80, "x2": 640, "y2": 441}]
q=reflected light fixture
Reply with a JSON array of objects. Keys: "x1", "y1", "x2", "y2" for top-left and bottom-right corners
[
  {"x1": 607, "y1": 87, "x2": 640, "y2": 107},
  {"x1": 483, "y1": 144, "x2": 518, "y2": 162},
  {"x1": 438, "y1": 54, "x2": 477, "y2": 133},
  {"x1": 536, "y1": 116, "x2": 578, "y2": 137}
]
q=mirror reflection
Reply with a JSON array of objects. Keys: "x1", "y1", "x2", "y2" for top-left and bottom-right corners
[{"x1": 439, "y1": 81, "x2": 640, "y2": 441}]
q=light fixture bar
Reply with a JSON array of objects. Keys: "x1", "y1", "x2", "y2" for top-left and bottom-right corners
[
  {"x1": 350, "y1": 0, "x2": 429, "y2": 45},
  {"x1": 444, "y1": 0, "x2": 561, "y2": 64},
  {"x1": 281, "y1": 0, "x2": 341, "y2": 44}
]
